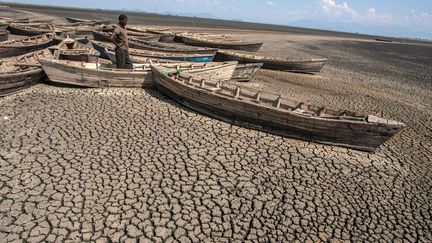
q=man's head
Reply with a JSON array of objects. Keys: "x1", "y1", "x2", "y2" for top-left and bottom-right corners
[{"x1": 118, "y1": 15, "x2": 128, "y2": 27}]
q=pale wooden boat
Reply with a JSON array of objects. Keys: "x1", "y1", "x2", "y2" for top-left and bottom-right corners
[
  {"x1": 216, "y1": 50, "x2": 328, "y2": 73},
  {"x1": 0, "y1": 33, "x2": 53, "y2": 58},
  {"x1": 92, "y1": 40, "x2": 215, "y2": 62},
  {"x1": 40, "y1": 58, "x2": 237, "y2": 88},
  {"x1": 232, "y1": 63, "x2": 263, "y2": 82},
  {"x1": 7, "y1": 24, "x2": 54, "y2": 36},
  {"x1": 180, "y1": 33, "x2": 263, "y2": 51},
  {"x1": 0, "y1": 30, "x2": 9, "y2": 42},
  {"x1": 151, "y1": 66, "x2": 405, "y2": 152},
  {"x1": 51, "y1": 38, "x2": 100, "y2": 62},
  {"x1": 128, "y1": 38, "x2": 217, "y2": 55},
  {"x1": 0, "y1": 49, "x2": 52, "y2": 96},
  {"x1": 55, "y1": 23, "x2": 105, "y2": 36}
]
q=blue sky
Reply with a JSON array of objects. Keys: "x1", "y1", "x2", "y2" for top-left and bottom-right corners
[{"x1": 7, "y1": 0, "x2": 432, "y2": 39}]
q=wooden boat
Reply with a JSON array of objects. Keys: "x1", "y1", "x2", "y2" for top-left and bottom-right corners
[
  {"x1": 0, "y1": 30, "x2": 9, "y2": 42},
  {"x1": 7, "y1": 24, "x2": 54, "y2": 36},
  {"x1": 92, "y1": 40, "x2": 215, "y2": 62},
  {"x1": 39, "y1": 58, "x2": 237, "y2": 88},
  {"x1": 0, "y1": 22, "x2": 8, "y2": 31},
  {"x1": 66, "y1": 17, "x2": 111, "y2": 25},
  {"x1": 128, "y1": 38, "x2": 217, "y2": 55},
  {"x1": 151, "y1": 66, "x2": 405, "y2": 151},
  {"x1": 51, "y1": 38, "x2": 100, "y2": 62},
  {"x1": 55, "y1": 23, "x2": 105, "y2": 36},
  {"x1": 231, "y1": 63, "x2": 263, "y2": 82},
  {"x1": 129, "y1": 27, "x2": 175, "y2": 42},
  {"x1": 216, "y1": 50, "x2": 328, "y2": 73},
  {"x1": 180, "y1": 33, "x2": 263, "y2": 51},
  {"x1": 92, "y1": 30, "x2": 160, "y2": 42},
  {"x1": 0, "y1": 49, "x2": 52, "y2": 96},
  {"x1": 0, "y1": 33, "x2": 53, "y2": 58}
]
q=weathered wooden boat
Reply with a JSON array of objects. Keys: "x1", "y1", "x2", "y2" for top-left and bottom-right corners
[
  {"x1": 133, "y1": 27, "x2": 175, "y2": 42},
  {"x1": 92, "y1": 30, "x2": 160, "y2": 42},
  {"x1": 0, "y1": 30, "x2": 9, "y2": 42},
  {"x1": 128, "y1": 38, "x2": 217, "y2": 55},
  {"x1": 66, "y1": 17, "x2": 111, "y2": 25},
  {"x1": 180, "y1": 33, "x2": 263, "y2": 51},
  {"x1": 0, "y1": 22, "x2": 8, "y2": 31},
  {"x1": 0, "y1": 49, "x2": 52, "y2": 96},
  {"x1": 231, "y1": 63, "x2": 263, "y2": 82},
  {"x1": 39, "y1": 58, "x2": 237, "y2": 88},
  {"x1": 0, "y1": 33, "x2": 53, "y2": 58},
  {"x1": 7, "y1": 23, "x2": 54, "y2": 36},
  {"x1": 216, "y1": 50, "x2": 328, "y2": 73},
  {"x1": 151, "y1": 66, "x2": 405, "y2": 151},
  {"x1": 55, "y1": 23, "x2": 105, "y2": 36},
  {"x1": 92, "y1": 40, "x2": 215, "y2": 62},
  {"x1": 51, "y1": 38, "x2": 100, "y2": 62}
]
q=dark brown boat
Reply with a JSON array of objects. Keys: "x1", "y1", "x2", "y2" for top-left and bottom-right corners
[
  {"x1": 7, "y1": 24, "x2": 54, "y2": 36},
  {"x1": 216, "y1": 50, "x2": 327, "y2": 73},
  {"x1": 151, "y1": 65, "x2": 405, "y2": 152},
  {"x1": 0, "y1": 30, "x2": 9, "y2": 42},
  {"x1": 0, "y1": 49, "x2": 52, "y2": 96},
  {"x1": 0, "y1": 33, "x2": 53, "y2": 58},
  {"x1": 180, "y1": 33, "x2": 263, "y2": 51}
]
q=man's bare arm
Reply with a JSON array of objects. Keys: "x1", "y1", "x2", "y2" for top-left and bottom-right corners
[{"x1": 110, "y1": 31, "x2": 120, "y2": 48}]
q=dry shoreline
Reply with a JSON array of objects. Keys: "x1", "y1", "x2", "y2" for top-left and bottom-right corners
[{"x1": 1, "y1": 5, "x2": 431, "y2": 242}]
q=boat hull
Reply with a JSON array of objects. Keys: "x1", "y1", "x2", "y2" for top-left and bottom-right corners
[
  {"x1": 0, "y1": 30, "x2": 9, "y2": 41},
  {"x1": 0, "y1": 40, "x2": 52, "y2": 58},
  {"x1": 0, "y1": 69, "x2": 44, "y2": 97},
  {"x1": 7, "y1": 25, "x2": 52, "y2": 36},
  {"x1": 181, "y1": 35, "x2": 263, "y2": 52},
  {"x1": 152, "y1": 69, "x2": 403, "y2": 152}
]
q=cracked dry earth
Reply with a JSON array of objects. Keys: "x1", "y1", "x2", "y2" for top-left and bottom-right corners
[{"x1": 1, "y1": 38, "x2": 432, "y2": 242}]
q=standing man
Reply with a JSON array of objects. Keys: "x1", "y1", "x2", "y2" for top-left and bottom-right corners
[{"x1": 110, "y1": 15, "x2": 133, "y2": 69}]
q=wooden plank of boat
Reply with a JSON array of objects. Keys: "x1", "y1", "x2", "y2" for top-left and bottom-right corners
[
  {"x1": 0, "y1": 30, "x2": 9, "y2": 42},
  {"x1": 0, "y1": 49, "x2": 52, "y2": 96},
  {"x1": 51, "y1": 38, "x2": 100, "y2": 62},
  {"x1": 91, "y1": 40, "x2": 215, "y2": 62},
  {"x1": 231, "y1": 63, "x2": 263, "y2": 82},
  {"x1": 128, "y1": 37, "x2": 217, "y2": 55},
  {"x1": 151, "y1": 65, "x2": 405, "y2": 151},
  {"x1": 180, "y1": 33, "x2": 263, "y2": 51},
  {"x1": 7, "y1": 24, "x2": 54, "y2": 36},
  {"x1": 0, "y1": 33, "x2": 54, "y2": 58},
  {"x1": 216, "y1": 50, "x2": 328, "y2": 73}
]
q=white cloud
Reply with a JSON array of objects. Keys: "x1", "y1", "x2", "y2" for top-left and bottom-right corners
[
  {"x1": 267, "y1": 1, "x2": 274, "y2": 6},
  {"x1": 364, "y1": 7, "x2": 392, "y2": 24},
  {"x1": 321, "y1": 0, "x2": 356, "y2": 18}
]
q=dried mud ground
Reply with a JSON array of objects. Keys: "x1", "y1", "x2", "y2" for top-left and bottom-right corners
[{"x1": 1, "y1": 11, "x2": 432, "y2": 243}]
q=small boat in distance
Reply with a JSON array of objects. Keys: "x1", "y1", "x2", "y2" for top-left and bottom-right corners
[
  {"x1": 216, "y1": 50, "x2": 327, "y2": 73},
  {"x1": 151, "y1": 65, "x2": 405, "y2": 152}
]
